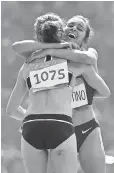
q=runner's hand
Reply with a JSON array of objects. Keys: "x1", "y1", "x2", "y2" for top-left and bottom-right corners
[
  {"x1": 60, "y1": 42, "x2": 73, "y2": 49},
  {"x1": 70, "y1": 42, "x2": 80, "y2": 50},
  {"x1": 60, "y1": 42, "x2": 80, "y2": 50},
  {"x1": 26, "y1": 49, "x2": 50, "y2": 63},
  {"x1": 18, "y1": 106, "x2": 26, "y2": 114}
]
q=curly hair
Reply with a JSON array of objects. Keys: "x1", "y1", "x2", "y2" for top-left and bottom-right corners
[{"x1": 34, "y1": 13, "x2": 65, "y2": 43}]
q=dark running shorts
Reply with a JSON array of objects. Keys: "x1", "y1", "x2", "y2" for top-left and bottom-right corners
[
  {"x1": 74, "y1": 118, "x2": 100, "y2": 152},
  {"x1": 22, "y1": 114, "x2": 74, "y2": 150}
]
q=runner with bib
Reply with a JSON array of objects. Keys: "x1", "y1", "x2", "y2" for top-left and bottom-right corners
[
  {"x1": 6, "y1": 13, "x2": 78, "y2": 173},
  {"x1": 40, "y1": 15, "x2": 109, "y2": 173},
  {"x1": 65, "y1": 16, "x2": 109, "y2": 173},
  {"x1": 43, "y1": 15, "x2": 110, "y2": 173},
  {"x1": 12, "y1": 14, "x2": 110, "y2": 173}
]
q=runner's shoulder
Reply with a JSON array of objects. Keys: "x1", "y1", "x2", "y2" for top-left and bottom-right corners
[{"x1": 88, "y1": 47, "x2": 98, "y2": 59}]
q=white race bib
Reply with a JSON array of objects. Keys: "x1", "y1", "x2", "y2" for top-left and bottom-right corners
[
  {"x1": 29, "y1": 61, "x2": 68, "y2": 92},
  {"x1": 71, "y1": 83, "x2": 88, "y2": 108}
]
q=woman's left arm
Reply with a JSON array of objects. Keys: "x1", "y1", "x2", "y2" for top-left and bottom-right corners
[
  {"x1": 6, "y1": 64, "x2": 27, "y2": 118},
  {"x1": 82, "y1": 65, "x2": 111, "y2": 98},
  {"x1": 81, "y1": 49, "x2": 111, "y2": 98}
]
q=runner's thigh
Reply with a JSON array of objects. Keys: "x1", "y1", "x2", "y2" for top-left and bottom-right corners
[
  {"x1": 50, "y1": 134, "x2": 77, "y2": 173},
  {"x1": 21, "y1": 136, "x2": 48, "y2": 173},
  {"x1": 79, "y1": 127, "x2": 106, "y2": 173}
]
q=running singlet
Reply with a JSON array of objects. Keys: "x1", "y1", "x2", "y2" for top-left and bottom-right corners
[
  {"x1": 26, "y1": 56, "x2": 69, "y2": 93},
  {"x1": 71, "y1": 75, "x2": 95, "y2": 108}
]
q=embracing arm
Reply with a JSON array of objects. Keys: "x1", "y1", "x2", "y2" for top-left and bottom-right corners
[
  {"x1": 6, "y1": 64, "x2": 27, "y2": 120},
  {"x1": 12, "y1": 40, "x2": 69, "y2": 57},
  {"x1": 82, "y1": 65, "x2": 110, "y2": 98},
  {"x1": 50, "y1": 47, "x2": 97, "y2": 65},
  {"x1": 23, "y1": 47, "x2": 97, "y2": 65},
  {"x1": 31, "y1": 47, "x2": 97, "y2": 65},
  {"x1": 12, "y1": 40, "x2": 97, "y2": 66},
  {"x1": 54, "y1": 47, "x2": 110, "y2": 98}
]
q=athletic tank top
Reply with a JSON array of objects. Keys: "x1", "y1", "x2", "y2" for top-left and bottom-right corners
[
  {"x1": 76, "y1": 75, "x2": 95, "y2": 105},
  {"x1": 26, "y1": 55, "x2": 73, "y2": 90}
]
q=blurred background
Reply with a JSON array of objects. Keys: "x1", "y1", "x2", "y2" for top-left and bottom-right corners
[{"x1": 1, "y1": 1, "x2": 114, "y2": 173}]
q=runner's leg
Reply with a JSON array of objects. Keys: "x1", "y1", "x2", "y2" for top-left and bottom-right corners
[
  {"x1": 50, "y1": 134, "x2": 77, "y2": 173},
  {"x1": 21, "y1": 136, "x2": 48, "y2": 173}
]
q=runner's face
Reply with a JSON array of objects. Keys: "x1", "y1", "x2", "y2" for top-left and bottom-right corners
[{"x1": 65, "y1": 17, "x2": 87, "y2": 47}]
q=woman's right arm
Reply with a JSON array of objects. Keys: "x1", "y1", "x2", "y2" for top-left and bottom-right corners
[
  {"x1": 6, "y1": 64, "x2": 27, "y2": 116},
  {"x1": 12, "y1": 40, "x2": 69, "y2": 57}
]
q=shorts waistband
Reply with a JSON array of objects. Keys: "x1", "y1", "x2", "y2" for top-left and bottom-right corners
[{"x1": 23, "y1": 114, "x2": 73, "y2": 124}]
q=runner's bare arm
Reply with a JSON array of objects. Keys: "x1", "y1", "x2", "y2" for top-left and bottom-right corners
[
  {"x1": 6, "y1": 64, "x2": 27, "y2": 119},
  {"x1": 12, "y1": 40, "x2": 97, "y2": 65},
  {"x1": 82, "y1": 65, "x2": 110, "y2": 98},
  {"x1": 50, "y1": 48, "x2": 97, "y2": 65},
  {"x1": 28, "y1": 48, "x2": 97, "y2": 66},
  {"x1": 12, "y1": 40, "x2": 70, "y2": 57}
]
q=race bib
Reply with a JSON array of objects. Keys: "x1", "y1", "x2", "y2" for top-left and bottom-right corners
[
  {"x1": 71, "y1": 83, "x2": 88, "y2": 108},
  {"x1": 29, "y1": 61, "x2": 68, "y2": 91}
]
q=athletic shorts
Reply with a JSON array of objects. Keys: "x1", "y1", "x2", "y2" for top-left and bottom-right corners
[
  {"x1": 74, "y1": 118, "x2": 100, "y2": 152},
  {"x1": 22, "y1": 114, "x2": 74, "y2": 150}
]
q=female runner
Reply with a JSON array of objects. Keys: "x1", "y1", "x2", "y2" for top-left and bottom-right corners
[
  {"x1": 6, "y1": 13, "x2": 78, "y2": 173},
  {"x1": 12, "y1": 14, "x2": 110, "y2": 173}
]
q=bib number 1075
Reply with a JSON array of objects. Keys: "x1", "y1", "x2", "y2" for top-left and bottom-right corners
[
  {"x1": 34, "y1": 69, "x2": 65, "y2": 84},
  {"x1": 29, "y1": 62, "x2": 68, "y2": 89}
]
